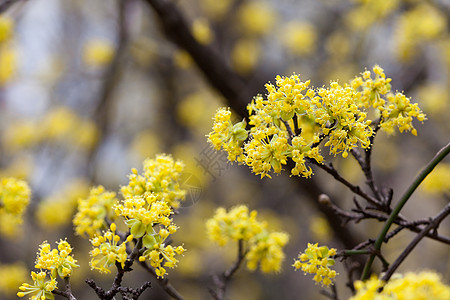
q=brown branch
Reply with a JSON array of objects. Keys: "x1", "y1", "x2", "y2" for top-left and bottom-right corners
[
  {"x1": 210, "y1": 239, "x2": 246, "y2": 300},
  {"x1": 52, "y1": 277, "x2": 77, "y2": 300},
  {"x1": 86, "y1": 238, "x2": 151, "y2": 300},
  {"x1": 381, "y1": 203, "x2": 450, "y2": 282},
  {"x1": 323, "y1": 195, "x2": 450, "y2": 244},
  {"x1": 0, "y1": 0, "x2": 25, "y2": 13},
  {"x1": 138, "y1": 261, "x2": 185, "y2": 300},
  {"x1": 350, "y1": 118, "x2": 385, "y2": 205},
  {"x1": 143, "y1": 0, "x2": 253, "y2": 118},
  {"x1": 311, "y1": 160, "x2": 381, "y2": 206}
]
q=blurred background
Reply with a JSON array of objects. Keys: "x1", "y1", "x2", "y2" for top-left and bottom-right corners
[{"x1": 0, "y1": 0, "x2": 449, "y2": 299}]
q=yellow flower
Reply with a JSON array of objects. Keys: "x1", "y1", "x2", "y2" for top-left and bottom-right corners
[
  {"x1": 207, "y1": 67, "x2": 424, "y2": 179},
  {"x1": 237, "y1": 1, "x2": 277, "y2": 36},
  {"x1": 0, "y1": 263, "x2": 27, "y2": 295},
  {"x1": 350, "y1": 271, "x2": 450, "y2": 300},
  {"x1": 73, "y1": 185, "x2": 118, "y2": 238},
  {"x1": 246, "y1": 231, "x2": 289, "y2": 273},
  {"x1": 395, "y1": 4, "x2": 446, "y2": 61},
  {"x1": 0, "y1": 177, "x2": 30, "y2": 217},
  {"x1": 206, "y1": 205, "x2": 264, "y2": 245},
  {"x1": 120, "y1": 154, "x2": 186, "y2": 208},
  {"x1": 90, "y1": 223, "x2": 131, "y2": 274},
  {"x1": 421, "y1": 163, "x2": 450, "y2": 195},
  {"x1": 280, "y1": 21, "x2": 317, "y2": 56},
  {"x1": 207, "y1": 205, "x2": 289, "y2": 273},
  {"x1": 192, "y1": 18, "x2": 214, "y2": 45},
  {"x1": 0, "y1": 16, "x2": 13, "y2": 43},
  {"x1": 293, "y1": 243, "x2": 338, "y2": 286},
  {"x1": 231, "y1": 38, "x2": 261, "y2": 75},
  {"x1": 83, "y1": 39, "x2": 114, "y2": 67},
  {"x1": 35, "y1": 239, "x2": 79, "y2": 278},
  {"x1": 0, "y1": 45, "x2": 17, "y2": 84},
  {"x1": 17, "y1": 271, "x2": 57, "y2": 300}
]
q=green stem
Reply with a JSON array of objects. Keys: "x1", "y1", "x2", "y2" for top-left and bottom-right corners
[
  {"x1": 361, "y1": 141, "x2": 450, "y2": 280},
  {"x1": 342, "y1": 249, "x2": 371, "y2": 256}
]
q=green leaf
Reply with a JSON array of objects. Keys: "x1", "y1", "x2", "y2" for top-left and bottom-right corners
[
  {"x1": 281, "y1": 110, "x2": 295, "y2": 121},
  {"x1": 142, "y1": 234, "x2": 157, "y2": 249},
  {"x1": 320, "y1": 246, "x2": 330, "y2": 258},
  {"x1": 131, "y1": 221, "x2": 146, "y2": 238},
  {"x1": 125, "y1": 218, "x2": 138, "y2": 228},
  {"x1": 45, "y1": 292, "x2": 55, "y2": 300}
]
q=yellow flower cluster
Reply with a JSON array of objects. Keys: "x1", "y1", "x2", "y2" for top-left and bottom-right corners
[
  {"x1": 18, "y1": 240, "x2": 79, "y2": 299},
  {"x1": 351, "y1": 66, "x2": 426, "y2": 136},
  {"x1": 293, "y1": 243, "x2": 337, "y2": 286},
  {"x1": 138, "y1": 228, "x2": 186, "y2": 278},
  {"x1": 208, "y1": 108, "x2": 247, "y2": 162},
  {"x1": 83, "y1": 39, "x2": 114, "y2": 67},
  {"x1": 90, "y1": 223, "x2": 133, "y2": 274},
  {"x1": 421, "y1": 163, "x2": 450, "y2": 195},
  {"x1": 237, "y1": 1, "x2": 276, "y2": 36},
  {"x1": 37, "y1": 179, "x2": 89, "y2": 229},
  {"x1": 345, "y1": 0, "x2": 399, "y2": 32},
  {"x1": 35, "y1": 240, "x2": 79, "y2": 278},
  {"x1": 17, "y1": 271, "x2": 57, "y2": 300},
  {"x1": 192, "y1": 18, "x2": 214, "y2": 45},
  {"x1": 115, "y1": 196, "x2": 185, "y2": 277},
  {"x1": 0, "y1": 177, "x2": 31, "y2": 237},
  {"x1": 0, "y1": 263, "x2": 27, "y2": 295},
  {"x1": 3, "y1": 106, "x2": 99, "y2": 152},
  {"x1": 206, "y1": 205, "x2": 289, "y2": 273},
  {"x1": 0, "y1": 15, "x2": 16, "y2": 85},
  {"x1": 246, "y1": 231, "x2": 289, "y2": 273},
  {"x1": 0, "y1": 177, "x2": 30, "y2": 218},
  {"x1": 115, "y1": 154, "x2": 187, "y2": 278},
  {"x1": 280, "y1": 21, "x2": 317, "y2": 56},
  {"x1": 350, "y1": 271, "x2": 450, "y2": 300},
  {"x1": 73, "y1": 185, "x2": 118, "y2": 238},
  {"x1": 121, "y1": 154, "x2": 186, "y2": 208},
  {"x1": 208, "y1": 66, "x2": 425, "y2": 178},
  {"x1": 395, "y1": 4, "x2": 446, "y2": 61}
]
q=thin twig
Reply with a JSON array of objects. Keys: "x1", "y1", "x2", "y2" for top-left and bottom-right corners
[
  {"x1": 281, "y1": 119, "x2": 295, "y2": 144},
  {"x1": 351, "y1": 118, "x2": 384, "y2": 204},
  {"x1": 324, "y1": 194, "x2": 450, "y2": 244},
  {"x1": 52, "y1": 277, "x2": 77, "y2": 300},
  {"x1": 210, "y1": 239, "x2": 246, "y2": 300},
  {"x1": 143, "y1": 0, "x2": 253, "y2": 118},
  {"x1": 86, "y1": 238, "x2": 151, "y2": 300},
  {"x1": 381, "y1": 203, "x2": 450, "y2": 282},
  {"x1": 361, "y1": 141, "x2": 450, "y2": 280},
  {"x1": 311, "y1": 160, "x2": 380, "y2": 206},
  {"x1": 138, "y1": 261, "x2": 186, "y2": 300},
  {"x1": 0, "y1": 0, "x2": 25, "y2": 13}
]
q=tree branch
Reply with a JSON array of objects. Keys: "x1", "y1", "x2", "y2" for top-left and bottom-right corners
[
  {"x1": 210, "y1": 239, "x2": 246, "y2": 300},
  {"x1": 361, "y1": 141, "x2": 450, "y2": 280},
  {"x1": 381, "y1": 203, "x2": 450, "y2": 282}
]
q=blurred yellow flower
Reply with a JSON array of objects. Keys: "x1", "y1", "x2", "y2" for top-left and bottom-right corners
[
  {"x1": 395, "y1": 4, "x2": 446, "y2": 61},
  {"x1": 0, "y1": 45, "x2": 17, "y2": 84},
  {"x1": 83, "y1": 39, "x2": 115, "y2": 67},
  {"x1": 421, "y1": 163, "x2": 450, "y2": 196},
  {"x1": 281, "y1": 21, "x2": 317, "y2": 56},
  {"x1": 0, "y1": 263, "x2": 28, "y2": 296},
  {"x1": 192, "y1": 18, "x2": 214, "y2": 45},
  {"x1": 0, "y1": 16, "x2": 13, "y2": 43},
  {"x1": 231, "y1": 38, "x2": 261, "y2": 74},
  {"x1": 237, "y1": 1, "x2": 277, "y2": 36},
  {"x1": 350, "y1": 271, "x2": 450, "y2": 300}
]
